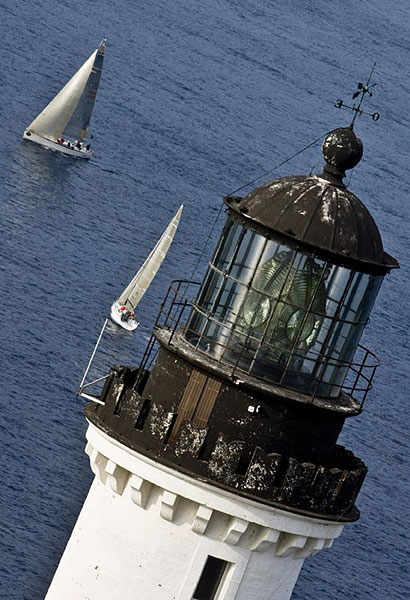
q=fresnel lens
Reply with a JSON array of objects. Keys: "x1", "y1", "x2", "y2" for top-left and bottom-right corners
[{"x1": 238, "y1": 251, "x2": 327, "y2": 365}]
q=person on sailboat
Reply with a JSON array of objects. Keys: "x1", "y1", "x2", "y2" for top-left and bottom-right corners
[
  {"x1": 120, "y1": 306, "x2": 135, "y2": 323},
  {"x1": 120, "y1": 306, "x2": 130, "y2": 322}
]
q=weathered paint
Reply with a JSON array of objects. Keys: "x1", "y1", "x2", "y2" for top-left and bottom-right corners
[{"x1": 88, "y1": 348, "x2": 366, "y2": 522}]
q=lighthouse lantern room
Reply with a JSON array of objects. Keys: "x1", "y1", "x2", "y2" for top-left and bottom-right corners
[
  {"x1": 45, "y1": 126, "x2": 398, "y2": 600},
  {"x1": 185, "y1": 127, "x2": 395, "y2": 402}
]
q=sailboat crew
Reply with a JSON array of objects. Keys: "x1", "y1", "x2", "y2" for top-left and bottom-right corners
[
  {"x1": 120, "y1": 306, "x2": 135, "y2": 322},
  {"x1": 120, "y1": 306, "x2": 130, "y2": 322}
]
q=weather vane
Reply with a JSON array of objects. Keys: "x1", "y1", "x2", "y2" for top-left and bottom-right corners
[{"x1": 335, "y1": 63, "x2": 380, "y2": 126}]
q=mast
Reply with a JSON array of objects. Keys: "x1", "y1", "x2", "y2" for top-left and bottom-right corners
[{"x1": 64, "y1": 39, "x2": 106, "y2": 140}]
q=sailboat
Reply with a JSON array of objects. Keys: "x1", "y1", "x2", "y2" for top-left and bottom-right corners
[
  {"x1": 23, "y1": 39, "x2": 106, "y2": 159},
  {"x1": 111, "y1": 205, "x2": 184, "y2": 331}
]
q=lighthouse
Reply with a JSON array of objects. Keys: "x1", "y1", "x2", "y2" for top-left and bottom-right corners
[{"x1": 44, "y1": 126, "x2": 398, "y2": 600}]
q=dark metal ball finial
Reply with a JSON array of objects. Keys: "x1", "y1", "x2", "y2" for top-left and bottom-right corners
[{"x1": 322, "y1": 127, "x2": 363, "y2": 180}]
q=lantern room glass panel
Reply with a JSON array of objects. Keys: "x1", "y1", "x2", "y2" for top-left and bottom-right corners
[{"x1": 184, "y1": 220, "x2": 383, "y2": 398}]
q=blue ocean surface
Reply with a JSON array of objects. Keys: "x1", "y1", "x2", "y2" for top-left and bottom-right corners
[{"x1": 0, "y1": 1, "x2": 409, "y2": 598}]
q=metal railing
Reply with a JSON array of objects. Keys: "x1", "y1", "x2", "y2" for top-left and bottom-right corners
[{"x1": 138, "y1": 279, "x2": 380, "y2": 408}]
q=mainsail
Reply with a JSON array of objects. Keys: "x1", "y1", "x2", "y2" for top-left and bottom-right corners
[
  {"x1": 119, "y1": 205, "x2": 184, "y2": 310},
  {"x1": 27, "y1": 39, "x2": 105, "y2": 142}
]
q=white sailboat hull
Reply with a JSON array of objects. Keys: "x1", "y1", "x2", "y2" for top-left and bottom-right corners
[
  {"x1": 23, "y1": 131, "x2": 92, "y2": 159},
  {"x1": 110, "y1": 301, "x2": 139, "y2": 331}
]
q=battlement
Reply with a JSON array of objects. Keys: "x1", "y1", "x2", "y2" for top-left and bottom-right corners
[{"x1": 86, "y1": 365, "x2": 367, "y2": 522}]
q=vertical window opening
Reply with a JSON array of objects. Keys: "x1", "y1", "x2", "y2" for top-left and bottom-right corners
[
  {"x1": 134, "y1": 398, "x2": 151, "y2": 430},
  {"x1": 192, "y1": 556, "x2": 230, "y2": 600}
]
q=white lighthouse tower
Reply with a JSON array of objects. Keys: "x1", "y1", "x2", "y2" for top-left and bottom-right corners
[{"x1": 45, "y1": 126, "x2": 398, "y2": 600}]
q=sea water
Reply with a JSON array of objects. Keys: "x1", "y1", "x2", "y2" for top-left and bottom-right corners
[{"x1": 0, "y1": 1, "x2": 409, "y2": 598}]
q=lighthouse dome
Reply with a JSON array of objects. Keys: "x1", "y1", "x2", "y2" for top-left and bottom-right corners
[{"x1": 226, "y1": 127, "x2": 398, "y2": 273}]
